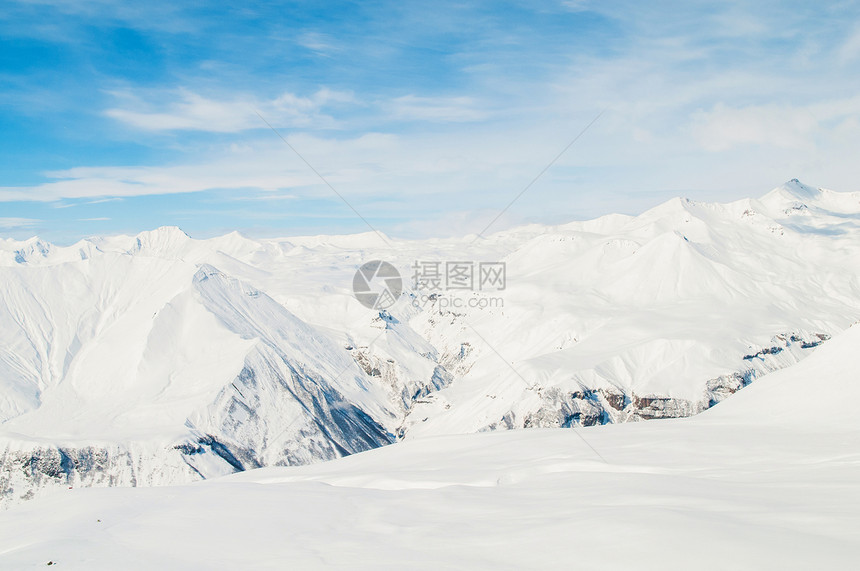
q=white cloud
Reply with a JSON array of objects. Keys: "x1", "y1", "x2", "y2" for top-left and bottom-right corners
[
  {"x1": 0, "y1": 126, "x2": 591, "y2": 226},
  {"x1": 105, "y1": 89, "x2": 490, "y2": 132},
  {"x1": 838, "y1": 24, "x2": 860, "y2": 64},
  {"x1": 560, "y1": 1, "x2": 591, "y2": 12},
  {"x1": 104, "y1": 88, "x2": 352, "y2": 132},
  {"x1": 689, "y1": 98, "x2": 860, "y2": 152},
  {"x1": 225, "y1": 192, "x2": 298, "y2": 202},
  {"x1": 0, "y1": 217, "x2": 40, "y2": 229},
  {"x1": 296, "y1": 31, "x2": 339, "y2": 55},
  {"x1": 389, "y1": 95, "x2": 489, "y2": 123},
  {"x1": 690, "y1": 103, "x2": 819, "y2": 151}
]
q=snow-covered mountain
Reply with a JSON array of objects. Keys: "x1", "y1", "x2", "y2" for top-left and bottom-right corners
[
  {"x1": 2, "y1": 179, "x2": 860, "y2": 506},
  {"x1": 2, "y1": 321, "x2": 858, "y2": 569}
]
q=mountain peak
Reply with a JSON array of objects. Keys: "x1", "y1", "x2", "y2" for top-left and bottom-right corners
[
  {"x1": 11, "y1": 237, "x2": 52, "y2": 264},
  {"x1": 139, "y1": 226, "x2": 190, "y2": 240},
  {"x1": 757, "y1": 179, "x2": 822, "y2": 213},
  {"x1": 775, "y1": 179, "x2": 821, "y2": 201},
  {"x1": 129, "y1": 226, "x2": 192, "y2": 257}
]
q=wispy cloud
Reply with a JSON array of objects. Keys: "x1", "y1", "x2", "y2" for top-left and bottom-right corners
[
  {"x1": 0, "y1": 217, "x2": 40, "y2": 230},
  {"x1": 105, "y1": 88, "x2": 491, "y2": 133},
  {"x1": 53, "y1": 197, "x2": 124, "y2": 209},
  {"x1": 838, "y1": 24, "x2": 860, "y2": 65},
  {"x1": 0, "y1": 128, "x2": 564, "y2": 203},
  {"x1": 224, "y1": 193, "x2": 298, "y2": 202},
  {"x1": 690, "y1": 103, "x2": 819, "y2": 152},
  {"x1": 690, "y1": 97, "x2": 860, "y2": 151},
  {"x1": 389, "y1": 95, "x2": 489, "y2": 123},
  {"x1": 296, "y1": 31, "x2": 339, "y2": 55},
  {"x1": 105, "y1": 88, "x2": 354, "y2": 132}
]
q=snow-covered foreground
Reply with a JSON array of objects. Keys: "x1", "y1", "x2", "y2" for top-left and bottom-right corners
[{"x1": 1, "y1": 324, "x2": 858, "y2": 569}]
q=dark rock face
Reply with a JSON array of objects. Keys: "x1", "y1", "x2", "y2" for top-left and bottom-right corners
[
  {"x1": 0, "y1": 444, "x2": 197, "y2": 507},
  {"x1": 630, "y1": 395, "x2": 698, "y2": 420},
  {"x1": 706, "y1": 370, "x2": 757, "y2": 407},
  {"x1": 744, "y1": 346, "x2": 784, "y2": 360},
  {"x1": 603, "y1": 391, "x2": 628, "y2": 412},
  {"x1": 522, "y1": 388, "x2": 606, "y2": 429},
  {"x1": 482, "y1": 331, "x2": 833, "y2": 430}
]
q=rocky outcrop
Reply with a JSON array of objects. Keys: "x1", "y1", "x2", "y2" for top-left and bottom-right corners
[
  {"x1": 0, "y1": 442, "x2": 201, "y2": 508},
  {"x1": 479, "y1": 331, "x2": 834, "y2": 431}
]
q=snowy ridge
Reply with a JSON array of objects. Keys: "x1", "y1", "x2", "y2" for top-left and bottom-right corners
[{"x1": 1, "y1": 180, "x2": 860, "y2": 506}]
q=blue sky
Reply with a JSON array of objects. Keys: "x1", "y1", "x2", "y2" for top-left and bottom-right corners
[{"x1": 2, "y1": 0, "x2": 860, "y2": 242}]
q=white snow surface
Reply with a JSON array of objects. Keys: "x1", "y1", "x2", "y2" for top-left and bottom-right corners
[
  {"x1": 0, "y1": 322, "x2": 858, "y2": 569},
  {"x1": 1, "y1": 179, "x2": 860, "y2": 506}
]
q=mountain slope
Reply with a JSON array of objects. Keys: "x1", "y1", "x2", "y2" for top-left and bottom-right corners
[{"x1": 1, "y1": 324, "x2": 857, "y2": 569}]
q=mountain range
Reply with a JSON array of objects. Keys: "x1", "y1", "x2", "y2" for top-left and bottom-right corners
[{"x1": 1, "y1": 179, "x2": 859, "y2": 507}]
